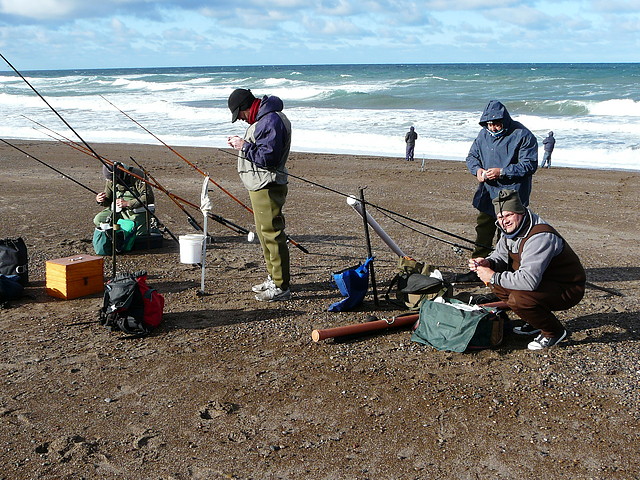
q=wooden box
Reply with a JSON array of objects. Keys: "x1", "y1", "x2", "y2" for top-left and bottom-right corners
[{"x1": 46, "y1": 255, "x2": 104, "y2": 300}]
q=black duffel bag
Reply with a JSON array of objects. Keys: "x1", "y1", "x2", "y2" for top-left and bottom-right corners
[{"x1": 0, "y1": 237, "x2": 28, "y2": 286}]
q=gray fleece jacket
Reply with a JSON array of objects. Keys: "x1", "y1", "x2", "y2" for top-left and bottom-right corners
[{"x1": 487, "y1": 210, "x2": 564, "y2": 291}]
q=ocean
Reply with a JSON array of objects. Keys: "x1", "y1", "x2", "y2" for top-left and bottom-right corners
[{"x1": 1, "y1": 63, "x2": 639, "y2": 171}]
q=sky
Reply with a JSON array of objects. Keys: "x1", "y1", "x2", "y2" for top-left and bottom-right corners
[{"x1": 0, "y1": 0, "x2": 639, "y2": 70}]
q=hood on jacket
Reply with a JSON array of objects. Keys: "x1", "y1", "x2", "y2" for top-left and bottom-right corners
[
  {"x1": 257, "y1": 95, "x2": 284, "y2": 120},
  {"x1": 478, "y1": 100, "x2": 513, "y2": 132}
]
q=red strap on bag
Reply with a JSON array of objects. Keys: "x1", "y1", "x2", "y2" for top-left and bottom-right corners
[{"x1": 135, "y1": 274, "x2": 164, "y2": 328}]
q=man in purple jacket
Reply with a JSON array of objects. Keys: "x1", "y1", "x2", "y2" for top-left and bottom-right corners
[{"x1": 227, "y1": 88, "x2": 292, "y2": 302}]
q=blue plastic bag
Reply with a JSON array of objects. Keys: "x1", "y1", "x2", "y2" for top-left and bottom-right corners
[{"x1": 328, "y1": 256, "x2": 373, "y2": 312}]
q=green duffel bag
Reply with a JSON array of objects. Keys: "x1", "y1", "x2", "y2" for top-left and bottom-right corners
[{"x1": 411, "y1": 297, "x2": 503, "y2": 352}]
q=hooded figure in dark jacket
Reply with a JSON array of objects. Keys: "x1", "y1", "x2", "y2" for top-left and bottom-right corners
[
  {"x1": 465, "y1": 100, "x2": 538, "y2": 259},
  {"x1": 540, "y1": 131, "x2": 555, "y2": 168},
  {"x1": 404, "y1": 126, "x2": 418, "y2": 161}
]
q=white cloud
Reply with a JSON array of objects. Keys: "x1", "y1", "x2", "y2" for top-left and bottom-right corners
[
  {"x1": 0, "y1": 0, "x2": 78, "y2": 19},
  {"x1": 1, "y1": 0, "x2": 638, "y2": 69}
]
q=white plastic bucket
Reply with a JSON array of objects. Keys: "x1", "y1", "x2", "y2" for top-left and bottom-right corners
[{"x1": 179, "y1": 234, "x2": 205, "y2": 264}]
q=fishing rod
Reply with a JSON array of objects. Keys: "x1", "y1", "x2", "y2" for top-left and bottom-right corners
[
  {"x1": 375, "y1": 206, "x2": 472, "y2": 252},
  {"x1": 0, "y1": 138, "x2": 99, "y2": 195},
  {"x1": 101, "y1": 95, "x2": 309, "y2": 254},
  {"x1": 100, "y1": 94, "x2": 253, "y2": 213},
  {"x1": 125, "y1": 157, "x2": 250, "y2": 236},
  {"x1": 27, "y1": 116, "x2": 250, "y2": 236},
  {"x1": 1, "y1": 53, "x2": 105, "y2": 166}
]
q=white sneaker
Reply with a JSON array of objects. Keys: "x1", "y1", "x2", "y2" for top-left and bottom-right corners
[
  {"x1": 527, "y1": 330, "x2": 568, "y2": 350},
  {"x1": 252, "y1": 275, "x2": 275, "y2": 293},
  {"x1": 255, "y1": 286, "x2": 291, "y2": 302}
]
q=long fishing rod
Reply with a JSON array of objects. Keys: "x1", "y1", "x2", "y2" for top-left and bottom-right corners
[
  {"x1": 375, "y1": 206, "x2": 472, "y2": 252},
  {"x1": 1, "y1": 53, "x2": 104, "y2": 166},
  {"x1": 27, "y1": 117, "x2": 250, "y2": 236},
  {"x1": 0, "y1": 138, "x2": 99, "y2": 195},
  {"x1": 29, "y1": 120, "x2": 182, "y2": 243},
  {"x1": 101, "y1": 95, "x2": 309, "y2": 254}
]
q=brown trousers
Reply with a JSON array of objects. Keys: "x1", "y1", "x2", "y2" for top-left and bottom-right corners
[{"x1": 491, "y1": 281, "x2": 585, "y2": 337}]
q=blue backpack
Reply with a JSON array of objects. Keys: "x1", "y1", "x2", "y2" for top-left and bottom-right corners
[{"x1": 0, "y1": 274, "x2": 24, "y2": 304}]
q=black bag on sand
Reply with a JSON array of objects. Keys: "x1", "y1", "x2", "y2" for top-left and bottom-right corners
[
  {"x1": 0, "y1": 274, "x2": 24, "y2": 305},
  {"x1": 385, "y1": 257, "x2": 451, "y2": 310},
  {"x1": 0, "y1": 237, "x2": 28, "y2": 286},
  {"x1": 99, "y1": 270, "x2": 164, "y2": 335}
]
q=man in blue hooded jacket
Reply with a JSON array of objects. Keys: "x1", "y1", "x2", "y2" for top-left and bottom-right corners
[
  {"x1": 227, "y1": 88, "x2": 292, "y2": 302},
  {"x1": 465, "y1": 100, "x2": 538, "y2": 261}
]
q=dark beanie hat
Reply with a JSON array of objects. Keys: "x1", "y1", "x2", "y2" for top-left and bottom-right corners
[
  {"x1": 493, "y1": 189, "x2": 526, "y2": 216},
  {"x1": 228, "y1": 88, "x2": 256, "y2": 123}
]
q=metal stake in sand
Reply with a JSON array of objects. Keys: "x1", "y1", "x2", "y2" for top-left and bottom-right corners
[
  {"x1": 111, "y1": 162, "x2": 121, "y2": 278},
  {"x1": 359, "y1": 188, "x2": 379, "y2": 307},
  {"x1": 198, "y1": 176, "x2": 212, "y2": 296}
]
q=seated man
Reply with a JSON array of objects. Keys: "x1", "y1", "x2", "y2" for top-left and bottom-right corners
[
  {"x1": 469, "y1": 189, "x2": 586, "y2": 350},
  {"x1": 94, "y1": 164, "x2": 155, "y2": 236}
]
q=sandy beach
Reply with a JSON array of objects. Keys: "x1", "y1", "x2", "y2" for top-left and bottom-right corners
[{"x1": 1, "y1": 140, "x2": 639, "y2": 479}]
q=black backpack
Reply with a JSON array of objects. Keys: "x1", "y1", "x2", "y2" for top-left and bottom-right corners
[
  {"x1": 99, "y1": 270, "x2": 163, "y2": 335},
  {"x1": 385, "y1": 256, "x2": 451, "y2": 310}
]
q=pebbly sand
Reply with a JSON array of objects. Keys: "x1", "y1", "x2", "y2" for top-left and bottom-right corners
[{"x1": 1, "y1": 140, "x2": 639, "y2": 479}]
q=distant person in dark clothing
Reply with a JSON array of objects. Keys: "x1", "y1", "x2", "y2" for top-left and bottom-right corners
[
  {"x1": 405, "y1": 126, "x2": 418, "y2": 161},
  {"x1": 540, "y1": 131, "x2": 555, "y2": 168}
]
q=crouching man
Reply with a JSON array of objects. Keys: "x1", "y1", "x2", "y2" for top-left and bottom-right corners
[{"x1": 469, "y1": 189, "x2": 586, "y2": 350}]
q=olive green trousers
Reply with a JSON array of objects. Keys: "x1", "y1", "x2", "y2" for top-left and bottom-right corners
[
  {"x1": 472, "y1": 211, "x2": 498, "y2": 258},
  {"x1": 248, "y1": 184, "x2": 290, "y2": 290}
]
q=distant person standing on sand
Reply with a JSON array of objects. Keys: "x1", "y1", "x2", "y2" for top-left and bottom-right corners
[
  {"x1": 226, "y1": 88, "x2": 292, "y2": 302},
  {"x1": 456, "y1": 100, "x2": 538, "y2": 283},
  {"x1": 405, "y1": 126, "x2": 418, "y2": 161},
  {"x1": 540, "y1": 131, "x2": 555, "y2": 168}
]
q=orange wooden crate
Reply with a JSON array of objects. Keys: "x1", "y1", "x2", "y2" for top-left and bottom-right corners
[{"x1": 46, "y1": 255, "x2": 104, "y2": 300}]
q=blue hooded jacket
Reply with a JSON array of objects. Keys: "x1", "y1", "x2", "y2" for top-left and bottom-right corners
[{"x1": 466, "y1": 100, "x2": 538, "y2": 217}]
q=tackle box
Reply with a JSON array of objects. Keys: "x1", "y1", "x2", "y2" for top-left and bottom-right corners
[{"x1": 46, "y1": 255, "x2": 104, "y2": 300}]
